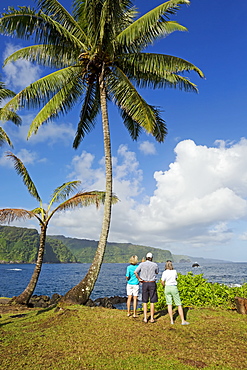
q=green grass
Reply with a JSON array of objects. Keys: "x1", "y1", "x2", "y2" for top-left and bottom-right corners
[{"x1": 0, "y1": 305, "x2": 247, "y2": 370}]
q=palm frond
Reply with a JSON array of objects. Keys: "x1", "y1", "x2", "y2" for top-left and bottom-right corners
[
  {"x1": 49, "y1": 181, "x2": 82, "y2": 206},
  {"x1": 99, "y1": 0, "x2": 133, "y2": 48},
  {"x1": 119, "y1": 109, "x2": 143, "y2": 141},
  {"x1": 121, "y1": 52, "x2": 205, "y2": 81},
  {"x1": 0, "y1": 208, "x2": 35, "y2": 223},
  {"x1": 117, "y1": 0, "x2": 190, "y2": 51},
  {"x1": 3, "y1": 44, "x2": 78, "y2": 70},
  {"x1": 38, "y1": 11, "x2": 87, "y2": 49},
  {"x1": 28, "y1": 70, "x2": 85, "y2": 138},
  {"x1": 76, "y1": 0, "x2": 102, "y2": 44},
  {"x1": 5, "y1": 152, "x2": 41, "y2": 202},
  {"x1": 0, "y1": 127, "x2": 13, "y2": 147},
  {"x1": 0, "y1": 84, "x2": 16, "y2": 101},
  {"x1": 149, "y1": 105, "x2": 168, "y2": 142},
  {"x1": 118, "y1": 5, "x2": 138, "y2": 33},
  {"x1": 0, "y1": 79, "x2": 21, "y2": 146},
  {"x1": 0, "y1": 108, "x2": 22, "y2": 125},
  {"x1": 99, "y1": 0, "x2": 113, "y2": 45},
  {"x1": 37, "y1": 0, "x2": 89, "y2": 43},
  {"x1": 107, "y1": 67, "x2": 167, "y2": 141},
  {"x1": 72, "y1": 0, "x2": 87, "y2": 22},
  {"x1": 73, "y1": 82, "x2": 101, "y2": 148},
  {"x1": 0, "y1": 6, "x2": 88, "y2": 50},
  {"x1": 52, "y1": 191, "x2": 119, "y2": 215},
  {"x1": 121, "y1": 103, "x2": 167, "y2": 143},
  {"x1": 31, "y1": 207, "x2": 45, "y2": 215},
  {"x1": 0, "y1": 7, "x2": 43, "y2": 39},
  {"x1": 2, "y1": 66, "x2": 82, "y2": 116}
]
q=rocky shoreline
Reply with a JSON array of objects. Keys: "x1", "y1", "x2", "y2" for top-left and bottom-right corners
[{"x1": 0, "y1": 294, "x2": 128, "y2": 310}]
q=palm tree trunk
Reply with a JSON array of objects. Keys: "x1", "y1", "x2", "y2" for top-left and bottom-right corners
[
  {"x1": 62, "y1": 69, "x2": 113, "y2": 305},
  {"x1": 12, "y1": 224, "x2": 47, "y2": 305}
]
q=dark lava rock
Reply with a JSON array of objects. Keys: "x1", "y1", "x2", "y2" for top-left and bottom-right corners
[{"x1": 28, "y1": 294, "x2": 62, "y2": 308}]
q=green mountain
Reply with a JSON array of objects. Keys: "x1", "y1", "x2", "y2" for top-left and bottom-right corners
[
  {"x1": 0, "y1": 225, "x2": 77, "y2": 263},
  {"x1": 48, "y1": 234, "x2": 173, "y2": 263},
  {"x1": 1, "y1": 225, "x2": 230, "y2": 264},
  {"x1": 0, "y1": 225, "x2": 173, "y2": 263}
]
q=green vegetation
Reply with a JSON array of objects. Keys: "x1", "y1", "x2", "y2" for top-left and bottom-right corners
[
  {"x1": 0, "y1": 226, "x2": 76, "y2": 263},
  {"x1": 46, "y1": 237, "x2": 77, "y2": 263},
  {"x1": 0, "y1": 304, "x2": 247, "y2": 370},
  {"x1": 0, "y1": 225, "x2": 174, "y2": 263},
  {"x1": 156, "y1": 272, "x2": 247, "y2": 310},
  {"x1": 0, "y1": 226, "x2": 39, "y2": 263},
  {"x1": 49, "y1": 234, "x2": 173, "y2": 263}
]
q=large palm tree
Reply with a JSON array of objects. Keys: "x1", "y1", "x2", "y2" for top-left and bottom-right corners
[
  {"x1": 0, "y1": 0, "x2": 204, "y2": 304},
  {"x1": 0, "y1": 152, "x2": 117, "y2": 305},
  {"x1": 0, "y1": 78, "x2": 21, "y2": 147}
]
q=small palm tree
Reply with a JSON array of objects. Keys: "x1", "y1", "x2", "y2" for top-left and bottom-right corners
[
  {"x1": 0, "y1": 152, "x2": 118, "y2": 305},
  {"x1": 0, "y1": 78, "x2": 21, "y2": 147},
  {"x1": 0, "y1": 0, "x2": 204, "y2": 304}
]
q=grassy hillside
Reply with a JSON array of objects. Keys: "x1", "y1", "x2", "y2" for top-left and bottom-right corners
[{"x1": 49, "y1": 234, "x2": 173, "y2": 263}]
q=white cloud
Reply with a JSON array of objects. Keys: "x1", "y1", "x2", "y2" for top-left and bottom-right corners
[
  {"x1": 52, "y1": 145, "x2": 144, "y2": 238},
  {"x1": 130, "y1": 139, "x2": 247, "y2": 244},
  {"x1": 238, "y1": 232, "x2": 247, "y2": 241},
  {"x1": 7, "y1": 118, "x2": 75, "y2": 146},
  {"x1": 0, "y1": 152, "x2": 10, "y2": 167},
  {"x1": 15, "y1": 148, "x2": 41, "y2": 165},
  {"x1": 0, "y1": 148, "x2": 43, "y2": 168},
  {"x1": 8, "y1": 138, "x2": 247, "y2": 261},
  {"x1": 49, "y1": 139, "x2": 247, "y2": 258},
  {"x1": 114, "y1": 145, "x2": 143, "y2": 198},
  {"x1": 25, "y1": 122, "x2": 75, "y2": 145},
  {"x1": 3, "y1": 43, "x2": 42, "y2": 90},
  {"x1": 68, "y1": 151, "x2": 105, "y2": 189},
  {"x1": 138, "y1": 140, "x2": 157, "y2": 155}
]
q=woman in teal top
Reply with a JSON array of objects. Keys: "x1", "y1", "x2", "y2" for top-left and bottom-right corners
[{"x1": 126, "y1": 255, "x2": 139, "y2": 317}]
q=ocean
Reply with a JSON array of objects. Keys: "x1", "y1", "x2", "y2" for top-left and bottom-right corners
[{"x1": 0, "y1": 262, "x2": 247, "y2": 301}]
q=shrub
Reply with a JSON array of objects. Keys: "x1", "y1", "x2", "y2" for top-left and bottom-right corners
[{"x1": 155, "y1": 272, "x2": 247, "y2": 310}]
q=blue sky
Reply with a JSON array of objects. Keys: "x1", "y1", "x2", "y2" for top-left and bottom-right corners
[{"x1": 1, "y1": 0, "x2": 247, "y2": 262}]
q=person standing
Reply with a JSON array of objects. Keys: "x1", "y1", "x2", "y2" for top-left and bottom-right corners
[
  {"x1": 126, "y1": 255, "x2": 139, "y2": 317},
  {"x1": 161, "y1": 260, "x2": 189, "y2": 325},
  {"x1": 134, "y1": 252, "x2": 159, "y2": 323}
]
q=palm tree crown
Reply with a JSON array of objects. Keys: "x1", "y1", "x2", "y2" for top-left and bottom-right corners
[{"x1": 0, "y1": 0, "x2": 204, "y2": 144}]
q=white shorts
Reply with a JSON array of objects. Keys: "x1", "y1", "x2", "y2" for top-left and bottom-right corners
[{"x1": 127, "y1": 284, "x2": 139, "y2": 297}]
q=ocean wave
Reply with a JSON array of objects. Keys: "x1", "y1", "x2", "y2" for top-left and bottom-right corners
[
  {"x1": 7, "y1": 268, "x2": 22, "y2": 271},
  {"x1": 228, "y1": 283, "x2": 242, "y2": 288}
]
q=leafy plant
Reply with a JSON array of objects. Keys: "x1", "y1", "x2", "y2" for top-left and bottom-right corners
[{"x1": 156, "y1": 271, "x2": 247, "y2": 310}]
